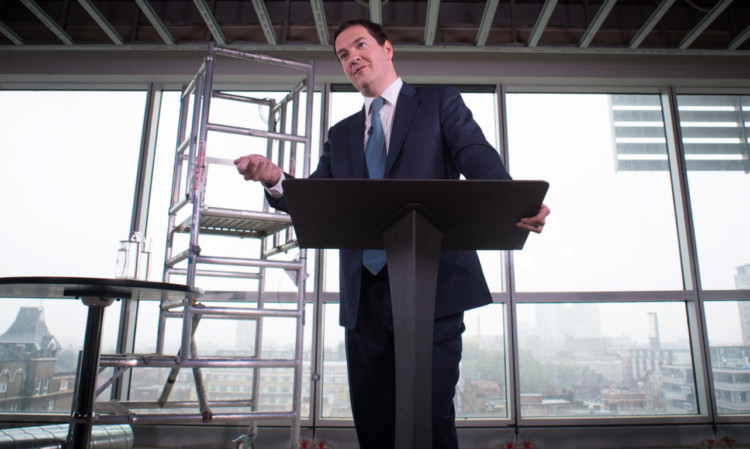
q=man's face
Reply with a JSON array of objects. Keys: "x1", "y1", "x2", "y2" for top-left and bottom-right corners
[{"x1": 334, "y1": 25, "x2": 395, "y2": 97}]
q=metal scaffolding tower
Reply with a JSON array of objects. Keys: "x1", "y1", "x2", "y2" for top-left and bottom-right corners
[{"x1": 97, "y1": 44, "x2": 314, "y2": 449}]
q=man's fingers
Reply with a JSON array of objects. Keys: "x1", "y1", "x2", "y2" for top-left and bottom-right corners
[{"x1": 235, "y1": 155, "x2": 280, "y2": 185}]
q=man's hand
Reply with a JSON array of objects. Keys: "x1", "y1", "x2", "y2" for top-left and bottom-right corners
[
  {"x1": 517, "y1": 203, "x2": 550, "y2": 234},
  {"x1": 234, "y1": 154, "x2": 282, "y2": 187}
]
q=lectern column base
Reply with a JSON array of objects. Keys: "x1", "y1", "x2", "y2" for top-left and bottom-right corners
[{"x1": 382, "y1": 209, "x2": 443, "y2": 449}]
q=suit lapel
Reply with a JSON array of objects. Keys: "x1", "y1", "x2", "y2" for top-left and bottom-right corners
[
  {"x1": 348, "y1": 109, "x2": 367, "y2": 179},
  {"x1": 386, "y1": 83, "x2": 418, "y2": 176}
]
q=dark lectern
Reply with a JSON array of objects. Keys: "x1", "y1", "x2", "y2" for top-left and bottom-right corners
[{"x1": 282, "y1": 179, "x2": 548, "y2": 449}]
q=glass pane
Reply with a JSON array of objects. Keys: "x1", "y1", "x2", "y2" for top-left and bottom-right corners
[
  {"x1": 457, "y1": 303, "x2": 508, "y2": 419},
  {"x1": 321, "y1": 303, "x2": 351, "y2": 419},
  {"x1": 677, "y1": 95, "x2": 750, "y2": 290},
  {"x1": 0, "y1": 90, "x2": 145, "y2": 277},
  {"x1": 507, "y1": 93, "x2": 684, "y2": 292},
  {"x1": 0, "y1": 90, "x2": 143, "y2": 414},
  {"x1": 705, "y1": 300, "x2": 750, "y2": 415},
  {"x1": 517, "y1": 302, "x2": 697, "y2": 417}
]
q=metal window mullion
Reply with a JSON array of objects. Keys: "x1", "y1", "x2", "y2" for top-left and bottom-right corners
[
  {"x1": 498, "y1": 83, "x2": 521, "y2": 426},
  {"x1": 661, "y1": 87, "x2": 717, "y2": 422},
  {"x1": 113, "y1": 83, "x2": 161, "y2": 401},
  {"x1": 289, "y1": 249, "x2": 307, "y2": 448},
  {"x1": 303, "y1": 64, "x2": 315, "y2": 178},
  {"x1": 310, "y1": 83, "x2": 331, "y2": 429},
  {"x1": 736, "y1": 96, "x2": 750, "y2": 172}
]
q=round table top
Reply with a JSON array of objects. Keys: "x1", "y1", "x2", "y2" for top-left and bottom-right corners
[{"x1": 0, "y1": 276, "x2": 202, "y2": 301}]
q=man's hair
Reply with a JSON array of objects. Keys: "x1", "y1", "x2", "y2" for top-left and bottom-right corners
[{"x1": 333, "y1": 19, "x2": 389, "y2": 56}]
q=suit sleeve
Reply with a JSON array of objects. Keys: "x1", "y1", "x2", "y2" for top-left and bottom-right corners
[
  {"x1": 439, "y1": 86, "x2": 512, "y2": 181},
  {"x1": 266, "y1": 134, "x2": 335, "y2": 211}
]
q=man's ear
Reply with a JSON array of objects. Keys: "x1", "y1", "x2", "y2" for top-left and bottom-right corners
[{"x1": 384, "y1": 40, "x2": 394, "y2": 59}]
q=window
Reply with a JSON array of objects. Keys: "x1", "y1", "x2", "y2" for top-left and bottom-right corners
[
  {"x1": 676, "y1": 95, "x2": 750, "y2": 290},
  {"x1": 517, "y1": 302, "x2": 696, "y2": 417},
  {"x1": 321, "y1": 303, "x2": 351, "y2": 419},
  {"x1": 0, "y1": 91, "x2": 146, "y2": 278},
  {"x1": 457, "y1": 304, "x2": 508, "y2": 419},
  {"x1": 507, "y1": 93, "x2": 683, "y2": 292},
  {"x1": 705, "y1": 300, "x2": 750, "y2": 415},
  {"x1": 0, "y1": 90, "x2": 141, "y2": 414}
]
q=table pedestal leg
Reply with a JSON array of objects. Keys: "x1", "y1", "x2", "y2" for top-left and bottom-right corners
[{"x1": 67, "y1": 299, "x2": 111, "y2": 449}]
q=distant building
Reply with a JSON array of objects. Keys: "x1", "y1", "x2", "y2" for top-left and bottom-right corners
[
  {"x1": 0, "y1": 307, "x2": 75, "y2": 413},
  {"x1": 710, "y1": 345, "x2": 750, "y2": 414},
  {"x1": 602, "y1": 388, "x2": 648, "y2": 413}
]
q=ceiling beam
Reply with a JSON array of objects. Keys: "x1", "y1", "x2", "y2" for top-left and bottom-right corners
[
  {"x1": 194, "y1": 0, "x2": 226, "y2": 46},
  {"x1": 728, "y1": 24, "x2": 750, "y2": 51},
  {"x1": 0, "y1": 21, "x2": 24, "y2": 45},
  {"x1": 629, "y1": 0, "x2": 675, "y2": 49},
  {"x1": 579, "y1": 0, "x2": 617, "y2": 48},
  {"x1": 135, "y1": 0, "x2": 174, "y2": 45},
  {"x1": 252, "y1": 0, "x2": 278, "y2": 46},
  {"x1": 19, "y1": 0, "x2": 73, "y2": 45},
  {"x1": 424, "y1": 0, "x2": 440, "y2": 46},
  {"x1": 77, "y1": 0, "x2": 124, "y2": 45},
  {"x1": 370, "y1": 0, "x2": 382, "y2": 25},
  {"x1": 528, "y1": 0, "x2": 558, "y2": 47},
  {"x1": 310, "y1": 0, "x2": 329, "y2": 45},
  {"x1": 476, "y1": 0, "x2": 500, "y2": 47},
  {"x1": 678, "y1": 0, "x2": 733, "y2": 49}
]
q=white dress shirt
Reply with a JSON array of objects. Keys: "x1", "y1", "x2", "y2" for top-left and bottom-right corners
[{"x1": 266, "y1": 78, "x2": 404, "y2": 198}]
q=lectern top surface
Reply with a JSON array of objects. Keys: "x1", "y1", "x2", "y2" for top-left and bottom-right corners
[{"x1": 282, "y1": 179, "x2": 548, "y2": 251}]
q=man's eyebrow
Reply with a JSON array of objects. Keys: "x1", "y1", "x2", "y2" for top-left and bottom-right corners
[{"x1": 336, "y1": 36, "x2": 366, "y2": 56}]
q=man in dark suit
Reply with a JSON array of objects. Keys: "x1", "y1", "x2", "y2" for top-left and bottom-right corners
[{"x1": 235, "y1": 19, "x2": 549, "y2": 449}]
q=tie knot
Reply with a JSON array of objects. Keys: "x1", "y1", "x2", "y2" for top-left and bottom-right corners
[{"x1": 371, "y1": 97, "x2": 384, "y2": 114}]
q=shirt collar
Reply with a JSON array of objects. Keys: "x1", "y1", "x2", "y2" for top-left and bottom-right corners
[{"x1": 363, "y1": 77, "x2": 403, "y2": 112}]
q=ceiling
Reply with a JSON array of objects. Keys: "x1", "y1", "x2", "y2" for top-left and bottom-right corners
[{"x1": 0, "y1": 0, "x2": 749, "y2": 55}]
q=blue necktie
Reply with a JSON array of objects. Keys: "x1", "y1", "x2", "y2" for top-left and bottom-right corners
[{"x1": 362, "y1": 97, "x2": 387, "y2": 275}]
